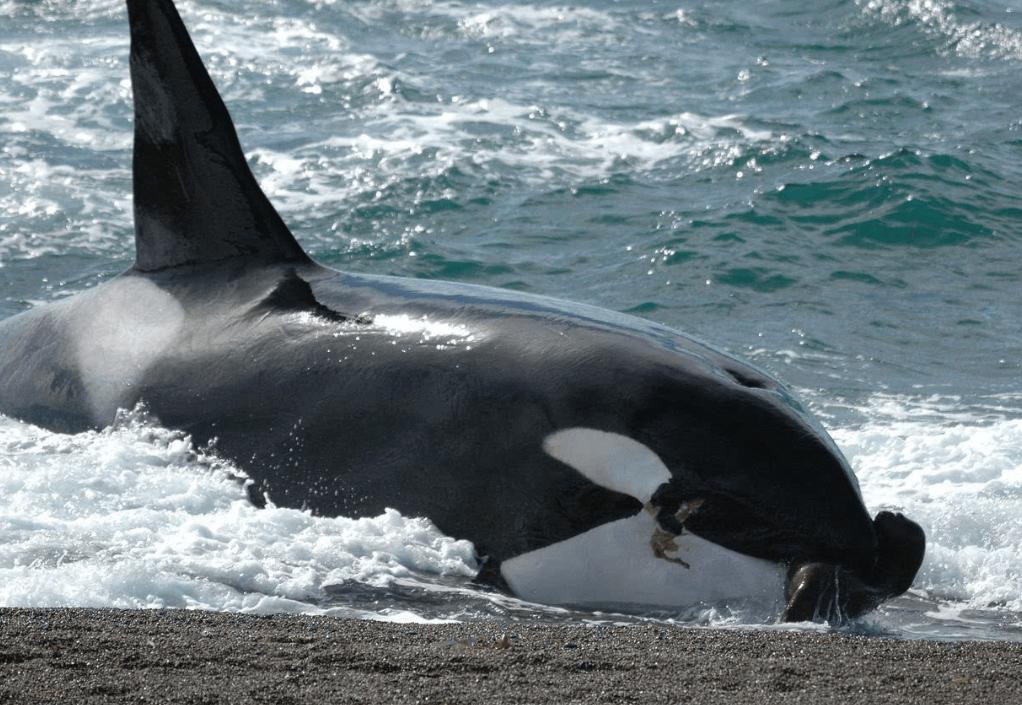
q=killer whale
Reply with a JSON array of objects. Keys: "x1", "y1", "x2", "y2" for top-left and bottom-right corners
[{"x1": 0, "y1": 0, "x2": 925, "y2": 621}]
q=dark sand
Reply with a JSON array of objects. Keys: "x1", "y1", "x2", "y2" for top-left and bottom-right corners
[{"x1": 1, "y1": 608, "x2": 1020, "y2": 704}]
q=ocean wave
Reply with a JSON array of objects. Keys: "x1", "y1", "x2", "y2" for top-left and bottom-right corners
[{"x1": 858, "y1": 0, "x2": 1022, "y2": 60}]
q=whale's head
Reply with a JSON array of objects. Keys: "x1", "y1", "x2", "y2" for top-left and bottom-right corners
[{"x1": 496, "y1": 339, "x2": 925, "y2": 621}]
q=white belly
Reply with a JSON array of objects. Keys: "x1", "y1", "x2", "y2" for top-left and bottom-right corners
[{"x1": 501, "y1": 509, "x2": 786, "y2": 609}]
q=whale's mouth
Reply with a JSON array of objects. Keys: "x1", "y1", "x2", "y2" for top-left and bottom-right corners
[
  {"x1": 648, "y1": 481, "x2": 874, "y2": 570},
  {"x1": 646, "y1": 484, "x2": 926, "y2": 624},
  {"x1": 781, "y1": 511, "x2": 926, "y2": 623}
]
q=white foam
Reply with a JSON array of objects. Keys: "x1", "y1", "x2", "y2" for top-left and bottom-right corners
[
  {"x1": 306, "y1": 104, "x2": 774, "y2": 187},
  {"x1": 832, "y1": 394, "x2": 1022, "y2": 614},
  {"x1": 327, "y1": 0, "x2": 627, "y2": 47},
  {"x1": 0, "y1": 408, "x2": 478, "y2": 619},
  {"x1": 859, "y1": 0, "x2": 1022, "y2": 60}
]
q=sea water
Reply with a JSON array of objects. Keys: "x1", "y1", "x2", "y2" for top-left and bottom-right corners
[{"x1": 1, "y1": 0, "x2": 1021, "y2": 640}]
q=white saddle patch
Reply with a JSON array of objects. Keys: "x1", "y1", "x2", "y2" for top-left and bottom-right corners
[{"x1": 73, "y1": 278, "x2": 185, "y2": 422}]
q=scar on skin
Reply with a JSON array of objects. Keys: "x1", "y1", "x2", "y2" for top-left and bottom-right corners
[{"x1": 647, "y1": 498, "x2": 705, "y2": 569}]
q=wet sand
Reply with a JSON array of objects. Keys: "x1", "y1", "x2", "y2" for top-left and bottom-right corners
[{"x1": 1, "y1": 607, "x2": 1020, "y2": 703}]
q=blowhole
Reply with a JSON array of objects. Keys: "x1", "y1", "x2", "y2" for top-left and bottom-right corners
[{"x1": 725, "y1": 367, "x2": 770, "y2": 390}]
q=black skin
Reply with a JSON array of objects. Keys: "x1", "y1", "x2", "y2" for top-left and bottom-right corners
[
  {"x1": 783, "y1": 511, "x2": 927, "y2": 623},
  {"x1": 0, "y1": 0, "x2": 927, "y2": 623}
]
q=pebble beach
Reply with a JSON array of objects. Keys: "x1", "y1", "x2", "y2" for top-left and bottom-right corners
[{"x1": 2, "y1": 608, "x2": 1020, "y2": 704}]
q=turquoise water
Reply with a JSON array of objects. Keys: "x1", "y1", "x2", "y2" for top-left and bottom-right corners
[{"x1": 1, "y1": 0, "x2": 1022, "y2": 639}]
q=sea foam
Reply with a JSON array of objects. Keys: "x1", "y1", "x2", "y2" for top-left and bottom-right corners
[{"x1": 0, "y1": 408, "x2": 479, "y2": 620}]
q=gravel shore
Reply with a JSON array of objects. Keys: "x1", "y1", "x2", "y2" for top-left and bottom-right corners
[{"x1": 1, "y1": 608, "x2": 1020, "y2": 703}]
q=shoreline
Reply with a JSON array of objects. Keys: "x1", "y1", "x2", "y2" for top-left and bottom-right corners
[{"x1": 1, "y1": 608, "x2": 1021, "y2": 703}]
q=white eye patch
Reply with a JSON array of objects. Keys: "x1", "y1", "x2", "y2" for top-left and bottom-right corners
[{"x1": 542, "y1": 427, "x2": 670, "y2": 502}]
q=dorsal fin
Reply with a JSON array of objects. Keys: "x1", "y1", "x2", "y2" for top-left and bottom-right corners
[{"x1": 127, "y1": 0, "x2": 312, "y2": 272}]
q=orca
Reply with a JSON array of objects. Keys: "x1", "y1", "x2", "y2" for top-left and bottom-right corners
[{"x1": 0, "y1": 0, "x2": 924, "y2": 622}]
